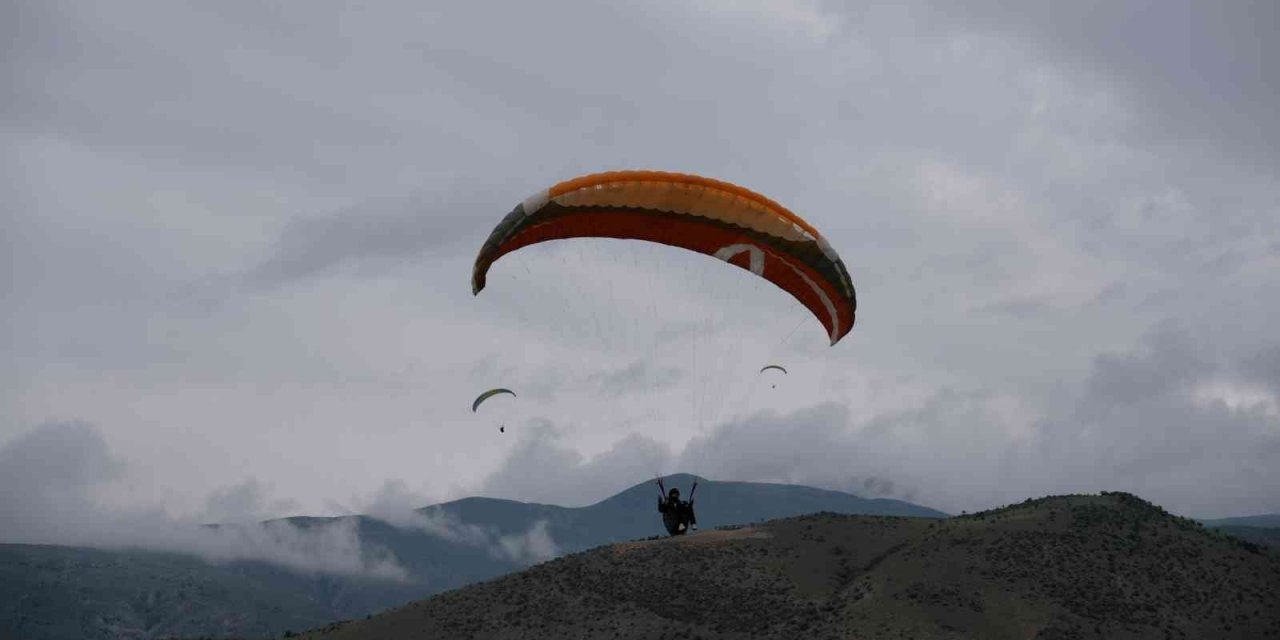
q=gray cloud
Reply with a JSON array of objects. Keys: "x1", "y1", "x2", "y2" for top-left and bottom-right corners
[
  {"x1": 1241, "y1": 345, "x2": 1280, "y2": 396},
  {"x1": 680, "y1": 404, "x2": 862, "y2": 488},
  {"x1": 356, "y1": 478, "x2": 559, "y2": 565},
  {"x1": 585, "y1": 360, "x2": 685, "y2": 397},
  {"x1": 496, "y1": 521, "x2": 559, "y2": 565},
  {"x1": 0, "y1": 422, "x2": 406, "y2": 580},
  {"x1": 246, "y1": 184, "x2": 492, "y2": 287},
  {"x1": 974, "y1": 295, "x2": 1051, "y2": 319},
  {"x1": 202, "y1": 477, "x2": 300, "y2": 524},
  {"x1": 189, "y1": 517, "x2": 407, "y2": 580},
  {"x1": 996, "y1": 325, "x2": 1280, "y2": 515},
  {"x1": 923, "y1": 0, "x2": 1280, "y2": 169},
  {"x1": 352, "y1": 478, "x2": 437, "y2": 529},
  {"x1": 480, "y1": 422, "x2": 672, "y2": 507},
  {"x1": 1080, "y1": 321, "x2": 1210, "y2": 418},
  {"x1": 0, "y1": 421, "x2": 124, "y2": 537},
  {"x1": 679, "y1": 399, "x2": 998, "y2": 507}
]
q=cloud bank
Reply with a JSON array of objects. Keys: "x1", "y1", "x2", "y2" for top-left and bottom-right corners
[
  {"x1": 354, "y1": 478, "x2": 560, "y2": 565},
  {"x1": 0, "y1": 421, "x2": 405, "y2": 580}
]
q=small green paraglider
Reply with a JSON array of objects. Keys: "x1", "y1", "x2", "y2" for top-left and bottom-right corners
[{"x1": 473, "y1": 388, "x2": 516, "y2": 434}]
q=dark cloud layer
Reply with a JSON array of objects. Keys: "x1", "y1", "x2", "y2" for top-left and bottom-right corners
[
  {"x1": 0, "y1": 421, "x2": 123, "y2": 541},
  {"x1": 1082, "y1": 323, "x2": 1208, "y2": 417},
  {"x1": 246, "y1": 186, "x2": 490, "y2": 287},
  {"x1": 925, "y1": 0, "x2": 1280, "y2": 168},
  {"x1": 1242, "y1": 346, "x2": 1280, "y2": 396}
]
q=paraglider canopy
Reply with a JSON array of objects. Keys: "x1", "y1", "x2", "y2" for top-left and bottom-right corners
[
  {"x1": 472, "y1": 388, "x2": 515, "y2": 413},
  {"x1": 471, "y1": 170, "x2": 857, "y2": 345},
  {"x1": 761, "y1": 365, "x2": 788, "y2": 388}
]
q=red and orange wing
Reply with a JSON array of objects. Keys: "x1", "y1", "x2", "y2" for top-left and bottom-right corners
[{"x1": 471, "y1": 171, "x2": 857, "y2": 345}]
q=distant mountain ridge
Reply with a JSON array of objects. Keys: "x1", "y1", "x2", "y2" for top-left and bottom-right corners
[
  {"x1": 0, "y1": 473, "x2": 944, "y2": 640},
  {"x1": 1200, "y1": 513, "x2": 1280, "y2": 528},
  {"x1": 425, "y1": 473, "x2": 947, "y2": 551}
]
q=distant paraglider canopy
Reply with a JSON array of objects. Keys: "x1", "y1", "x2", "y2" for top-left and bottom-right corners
[
  {"x1": 472, "y1": 388, "x2": 516, "y2": 413},
  {"x1": 471, "y1": 171, "x2": 857, "y2": 345}
]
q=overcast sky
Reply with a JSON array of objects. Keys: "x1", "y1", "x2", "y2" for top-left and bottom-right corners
[{"x1": 3, "y1": 0, "x2": 1278, "y2": 545}]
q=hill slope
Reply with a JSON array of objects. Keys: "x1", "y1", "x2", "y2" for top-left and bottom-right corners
[{"x1": 305, "y1": 493, "x2": 1280, "y2": 640}]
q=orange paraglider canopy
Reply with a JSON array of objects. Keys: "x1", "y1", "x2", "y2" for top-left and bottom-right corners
[{"x1": 472, "y1": 171, "x2": 857, "y2": 345}]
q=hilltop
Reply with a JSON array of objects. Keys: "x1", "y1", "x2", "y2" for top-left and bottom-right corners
[{"x1": 305, "y1": 492, "x2": 1280, "y2": 639}]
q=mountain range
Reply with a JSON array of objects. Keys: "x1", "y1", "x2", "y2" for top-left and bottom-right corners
[{"x1": 0, "y1": 474, "x2": 943, "y2": 639}]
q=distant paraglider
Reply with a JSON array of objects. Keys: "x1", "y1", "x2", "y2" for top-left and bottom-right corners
[
  {"x1": 472, "y1": 388, "x2": 516, "y2": 434},
  {"x1": 760, "y1": 364, "x2": 788, "y2": 389}
]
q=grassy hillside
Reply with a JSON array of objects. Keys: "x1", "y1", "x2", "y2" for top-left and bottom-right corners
[{"x1": 305, "y1": 492, "x2": 1280, "y2": 640}]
